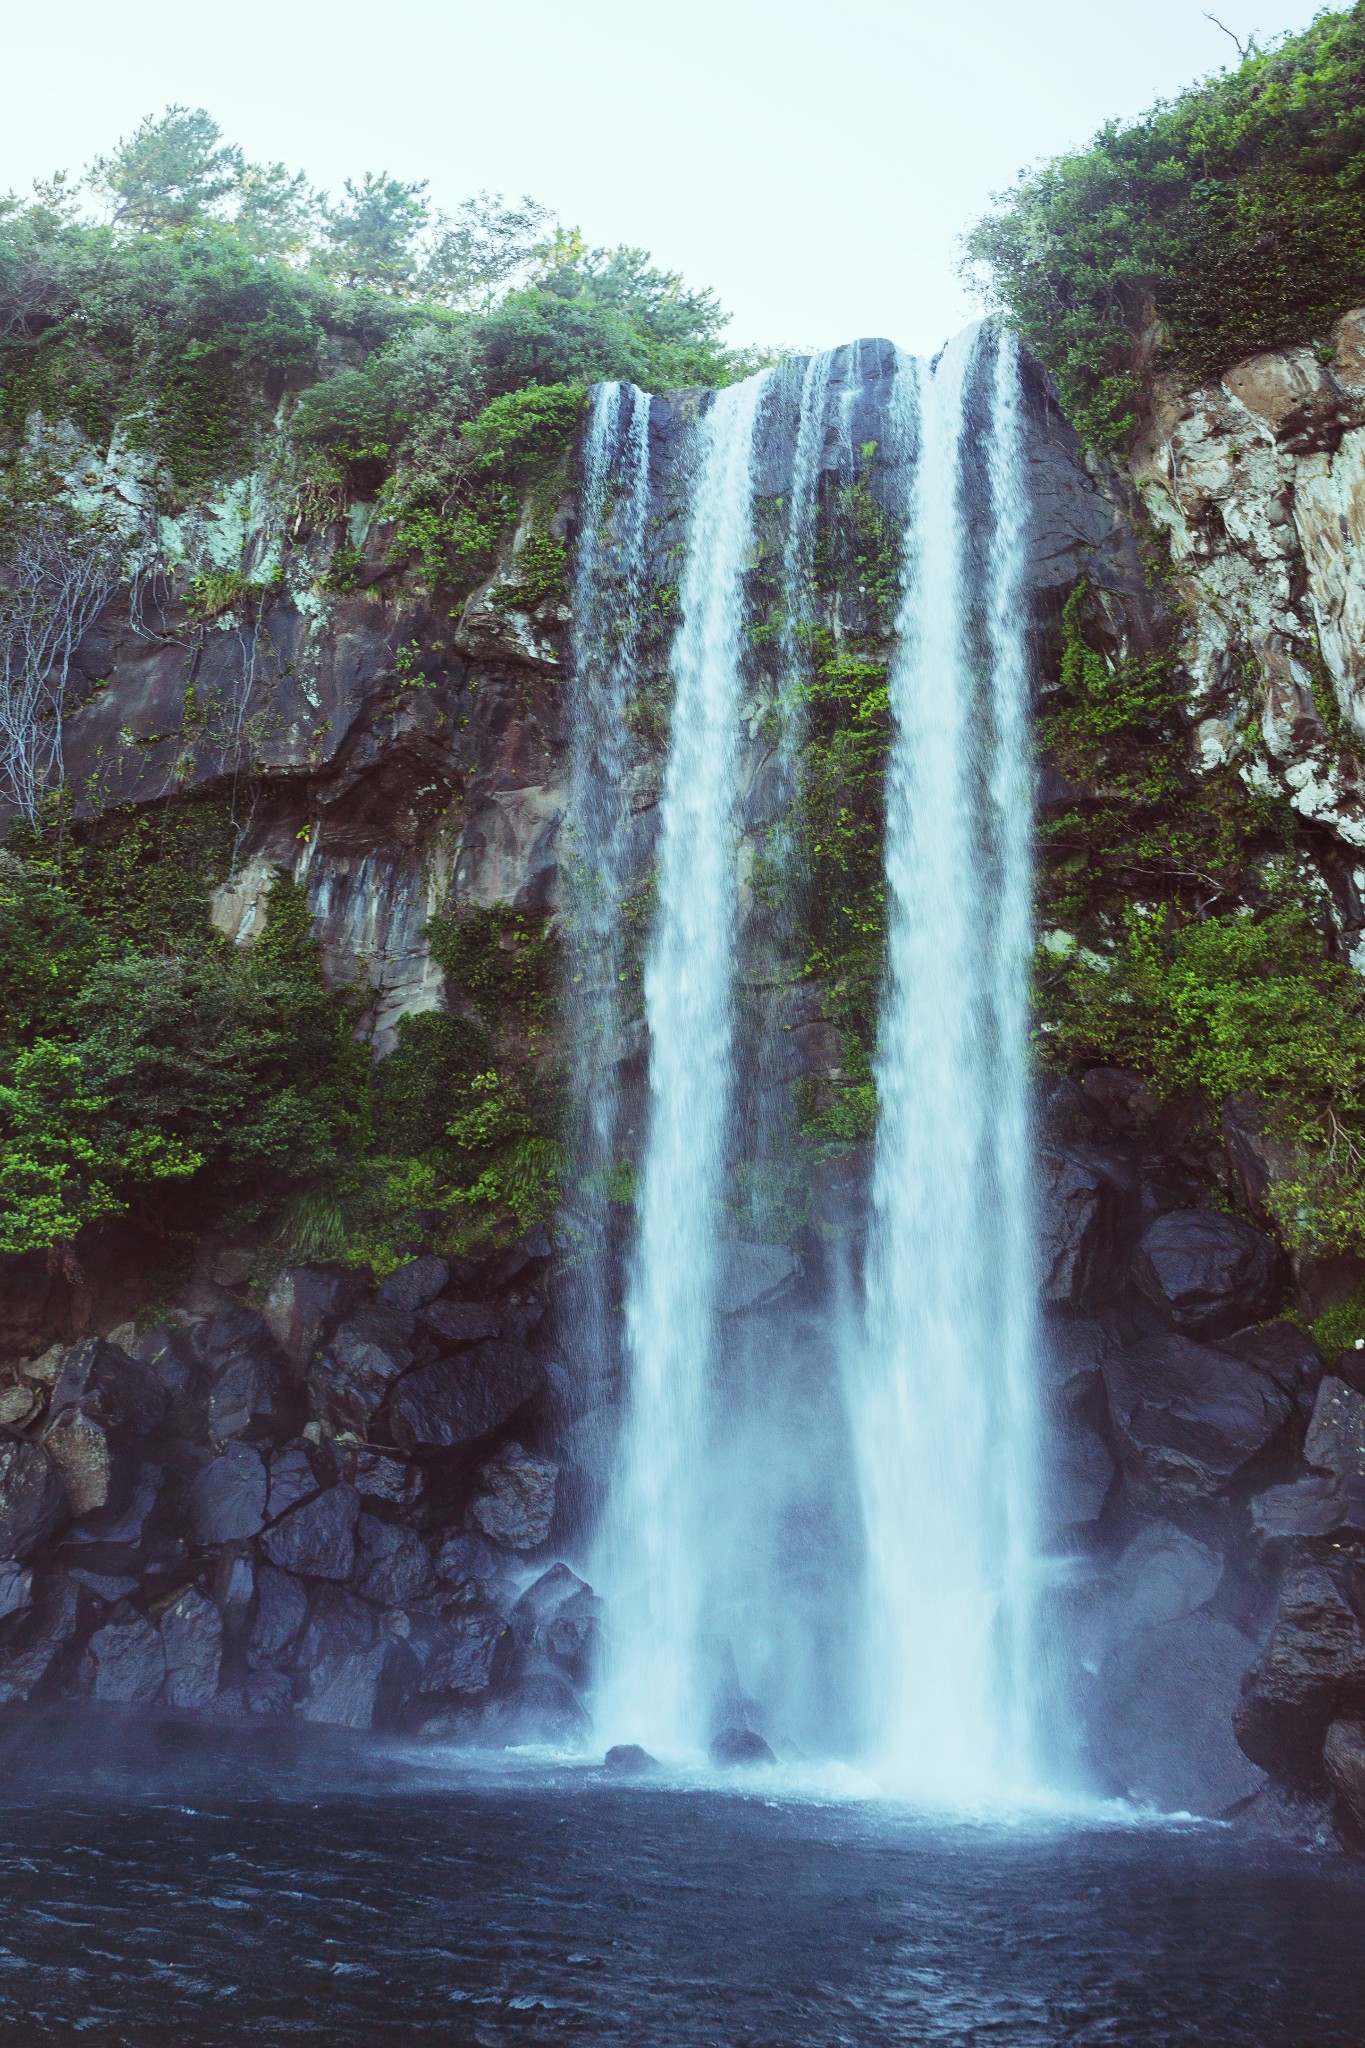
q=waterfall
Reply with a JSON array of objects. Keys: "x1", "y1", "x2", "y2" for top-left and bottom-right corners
[
  {"x1": 851, "y1": 324, "x2": 1040, "y2": 1801},
  {"x1": 595, "y1": 369, "x2": 773, "y2": 1752},
  {"x1": 561, "y1": 383, "x2": 652, "y2": 1418}
]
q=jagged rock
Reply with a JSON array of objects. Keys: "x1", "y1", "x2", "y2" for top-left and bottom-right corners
[
  {"x1": 710, "y1": 1726, "x2": 777, "y2": 1767},
  {"x1": 1089, "y1": 1613, "x2": 1264, "y2": 1813},
  {"x1": 509, "y1": 1563, "x2": 600, "y2": 1678},
  {"x1": 244, "y1": 1667, "x2": 294, "y2": 1717},
  {"x1": 1133, "y1": 1210, "x2": 1283, "y2": 1339},
  {"x1": 467, "y1": 1444, "x2": 556, "y2": 1550},
  {"x1": 491, "y1": 1227, "x2": 553, "y2": 1292},
  {"x1": 294, "y1": 1585, "x2": 377, "y2": 1670},
  {"x1": 44, "y1": 1412, "x2": 125, "y2": 1520},
  {"x1": 418, "y1": 1300, "x2": 503, "y2": 1348},
  {"x1": 1304, "y1": 1376, "x2": 1365, "y2": 1480},
  {"x1": 266, "y1": 1443, "x2": 324, "y2": 1521},
  {"x1": 1040, "y1": 1311, "x2": 1125, "y2": 1404},
  {"x1": 160, "y1": 1588, "x2": 222, "y2": 1708},
  {"x1": 69, "y1": 1464, "x2": 160, "y2": 1548},
  {"x1": 1101, "y1": 1328, "x2": 1294, "y2": 1504},
  {"x1": 378, "y1": 1257, "x2": 449, "y2": 1314},
  {"x1": 188, "y1": 1443, "x2": 267, "y2": 1544},
  {"x1": 425, "y1": 1668, "x2": 588, "y2": 1748},
  {"x1": 0, "y1": 1438, "x2": 68, "y2": 1558},
  {"x1": 263, "y1": 1267, "x2": 366, "y2": 1369},
  {"x1": 605, "y1": 1743, "x2": 658, "y2": 1776},
  {"x1": 1324, "y1": 1717, "x2": 1365, "y2": 1835},
  {"x1": 0, "y1": 1561, "x2": 33, "y2": 1624},
  {"x1": 351, "y1": 1515, "x2": 433, "y2": 1607},
  {"x1": 214, "y1": 1551, "x2": 255, "y2": 1638},
  {"x1": 1043, "y1": 1415, "x2": 1115, "y2": 1531},
  {"x1": 716, "y1": 1243, "x2": 800, "y2": 1317},
  {"x1": 1109, "y1": 1522, "x2": 1223, "y2": 1630},
  {"x1": 419, "y1": 1603, "x2": 510, "y2": 1697},
  {"x1": 248, "y1": 1565, "x2": 308, "y2": 1667},
  {"x1": 433, "y1": 1531, "x2": 509, "y2": 1591},
  {"x1": 261, "y1": 1485, "x2": 359, "y2": 1580},
  {"x1": 89, "y1": 1613, "x2": 165, "y2": 1704},
  {"x1": 1250, "y1": 1473, "x2": 1365, "y2": 1543},
  {"x1": 134, "y1": 1329, "x2": 203, "y2": 1438},
  {"x1": 1036, "y1": 1140, "x2": 1139, "y2": 1309},
  {"x1": 510, "y1": 1563, "x2": 590, "y2": 1646},
  {"x1": 49, "y1": 1338, "x2": 166, "y2": 1436},
  {"x1": 0, "y1": 1573, "x2": 80, "y2": 1703},
  {"x1": 390, "y1": 1341, "x2": 544, "y2": 1454},
  {"x1": 1215, "y1": 1321, "x2": 1323, "y2": 1419},
  {"x1": 1235, "y1": 1552, "x2": 1365, "y2": 1780},
  {"x1": 309, "y1": 1308, "x2": 417, "y2": 1437},
  {"x1": 348, "y1": 1448, "x2": 421, "y2": 1509},
  {"x1": 297, "y1": 1644, "x2": 387, "y2": 1729},
  {"x1": 207, "y1": 1349, "x2": 287, "y2": 1451}
]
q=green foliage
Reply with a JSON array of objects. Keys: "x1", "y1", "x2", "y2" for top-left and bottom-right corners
[
  {"x1": 8, "y1": 791, "x2": 237, "y2": 953},
  {"x1": 1042, "y1": 902, "x2": 1365, "y2": 1252},
  {"x1": 371, "y1": 1009, "x2": 491, "y2": 1155},
  {"x1": 966, "y1": 4, "x2": 1365, "y2": 447},
  {"x1": 427, "y1": 903, "x2": 557, "y2": 1025},
  {"x1": 1311, "y1": 1295, "x2": 1365, "y2": 1358}
]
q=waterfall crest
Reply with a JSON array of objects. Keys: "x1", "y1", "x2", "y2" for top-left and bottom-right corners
[
  {"x1": 595, "y1": 370, "x2": 773, "y2": 1753},
  {"x1": 853, "y1": 324, "x2": 1039, "y2": 1801}
]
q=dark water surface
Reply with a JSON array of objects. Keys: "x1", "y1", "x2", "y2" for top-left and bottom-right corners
[{"x1": 0, "y1": 1720, "x2": 1362, "y2": 2046}]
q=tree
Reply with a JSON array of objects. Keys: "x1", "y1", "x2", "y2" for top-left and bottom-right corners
[
  {"x1": 321, "y1": 173, "x2": 430, "y2": 292},
  {"x1": 90, "y1": 107, "x2": 245, "y2": 232},
  {"x1": 421, "y1": 191, "x2": 554, "y2": 310}
]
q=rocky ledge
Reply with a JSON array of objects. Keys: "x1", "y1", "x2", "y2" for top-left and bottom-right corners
[{"x1": 0, "y1": 1237, "x2": 600, "y2": 1744}]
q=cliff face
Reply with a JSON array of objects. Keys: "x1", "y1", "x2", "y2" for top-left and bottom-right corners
[{"x1": 4, "y1": 325, "x2": 1365, "y2": 1826}]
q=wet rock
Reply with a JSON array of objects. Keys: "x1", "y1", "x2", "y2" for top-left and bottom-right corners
[
  {"x1": 352, "y1": 1515, "x2": 433, "y2": 1607},
  {"x1": 1250, "y1": 1473, "x2": 1365, "y2": 1544},
  {"x1": 1043, "y1": 1415, "x2": 1116, "y2": 1532},
  {"x1": 510, "y1": 1563, "x2": 589, "y2": 1645},
  {"x1": 0, "y1": 1438, "x2": 68, "y2": 1558},
  {"x1": 467, "y1": 1444, "x2": 557, "y2": 1550},
  {"x1": 1133, "y1": 1210, "x2": 1283, "y2": 1339},
  {"x1": 207, "y1": 1349, "x2": 287, "y2": 1451},
  {"x1": 1089, "y1": 1613, "x2": 1265, "y2": 1814},
  {"x1": 710, "y1": 1726, "x2": 777, "y2": 1768},
  {"x1": 716, "y1": 1242, "x2": 801, "y2": 1317},
  {"x1": 70, "y1": 1464, "x2": 161, "y2": 1548},
  {"x1": 44, "y1": 1412, "x2": 126, "y2": 1520},
  {"x1": 510, "y1": 1564, "x2": 600, "y2": 1678},
  {"x1": 390, "y1": 1342, "x2": 544, "y2": 1454},
  {"x1": 1036, "y1": 1140, "x2": 1139, "y2": 1310},
  {"x1": 1108, "y1": 1522, "x2": 1224, "y2": 1631},
  {"x1": 419, "y1": 1603, "x2": 510, "y2": 1697},
  {"x1": 49, "y1": 1338, "x2": 166, "y2": 1436},
  {"x1": 605, "y1": 1743, "x2": 658, "y2": 1776},
  {"x1": 266, "y1": 1443, "x2": 324, "y2": 1522},
  {"x1": 1215, "y1": 1321, "x2": 1323, "y2": 1420},
  {"x1": 160, "y1": 1588, "x2": 222, "y2": 1708},
  {"x1": 348, "y1": 1449, "x2": 421, "y2": 1510},
  {"x1": 426, "y1": 1668, "x2": 588, "y2": 1748},
  {"x1": 379, "y1": 1257, "x2": 449, "y2": 1314},
  {"x1": 418, "y1": 1299, "x2": 503, "y2": 1348},
  {"x1": 244, "y1": 1667, "x2": 294, "y2": 1717},
  {"x1": 294, "y1": 1585, "x2": 377, "y2": 1672},
  {"x1": 1324, "y1": 1717, "x2": 1365, "y2": 1835},
  {"x1": 433, "y1": 1531, "x2": 509, "y2": 1592},
  {"x1": 490, "y1": 1227, "x2": 553, "y2": 1292},
  {"x1": 89, "y1": 1613, "x2": 165, "y2": 1704},
  {"x1": 261, "y1": 1484, "x2": 359, "y2": 1580},
  {"x1": 248, "y1": 1564, "x2": 308, "y2": 1667},
  {"x1": 297, "y1": 1646, "x2": 387, "y2": 1729},
  {"x1": 1235, "y1": 1553, "x2": 1365, "y2": 1780},
  {"x1": 188, "y1": 1443, "x2": 267, "y2": 1544},
  {"x1": 263, "y1": 1267, "x2": 366, "y2": 1370},
  {"x1": 309, "y1": 1308, "x2": 417, "y2": 1437},
  {"x1": 0, "y1": 1574, "x2": 80, "y2": 1703},
  {"x1": 1041, "y1": 1311, "x2": 1125, "y2": 1404},
  {"x1": 1101, "y1": 1329, "x2": 1294, "y2": 1504},
  {"x1": 0, "y1": 1561, "x2": 33, "y2": 1624},
  {"x1": 1304, "y1": 1376, "x2": 1365, "y2": 1480}
]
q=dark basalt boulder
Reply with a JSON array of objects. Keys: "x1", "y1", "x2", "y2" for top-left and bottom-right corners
[
  {"x1": 160, "y1": 1588, "x2": 222, "y2": 1708},
  {"x1": 260, "y1": 1484, "x2": 359, "y2": 1580},
  {"x1": 418, "y1": 1602, "x2": 510, "y2": 1698},
  {"x1": 490, "y1": 1227, "x2": 553, "y2": 1293},
  {"x1": 0, "y1": 1438, "x2": 68, "y2": 1558},
  {"x1": 88, "y1": 1613, "x2": 165, "y2": 1704},
  {"x1": 244, "y1": 1667, "x2": 294, "y2": 1718},
  {"x1": 1304, "y1": 1377, "x2": 1365, "y2": 1481},
  {"x1": 1323, "y1": 1717, "x2": 1365, "y2": 1837},
  {"x1": 417, "y1": 1299, "x2": 503, "y2": 1349},
  {"x1": 266, "y1": 1442, "x2": 324, "y2": 1522},
  {"x1": 433, "y1": 1531, "x2": 510, "y2": 1594},
  {"x1": 1041, "y1": 1413, "x2": 1116, "y2": 1533},
  {"x1": 424, "y1": 1667, "x2": 588, "y2": 1748},
  {"x1": 467, "y1": 1443, "x2": 557, "y2": 1550},
  {"x1": 1133, "y1": 1210, "x2": 1284, "y2": 1338},
  {"x1": 309, "y1": 1308, "x2": 417, "y2": 1437},
  {"x1": 605, "y1": 1743, "x2": 658, "y2": 1776},
  {"x1": 1215, "y1": 1321, "x2": 1323, "y2": 1420},
  {"x1": 1101, "y1": 1329, "x2": 1295, "y2": 1505},
  {"x1": 189, "y1": 1443, "x2": 267, "y2": 1544},
  {"x1": 0, "y1": 1562, "x2": 32, "y2": 1625},
  {"x1": 1036, "y1": 1139, "x2": 1140, "y2": 1311},
  {"x1": 351, "y1": 1515, "x2": 433, "y2": 1607},
  {"x1": 1250, "y1": 1473, "x2": 1365, "y2": 1545},
  {"x1": 248, "y1": 1565, "x2": 308, "y2": 1668},
  {"x1": 207, "y1": 1348, "x2": 288, "y2": 1451},
  {"x1": 709, "y1": 1726, "x2": 777, "y2": 1768},
  {"x1": 297, "y1": 1641, "x2": 387, "y2": 1729},
  {"x1": 389, "y1": 1341, "x2": 544, "y2": 1454},
  {"x1": 45, "y1": 1338, "x2": 168, "y2": 1519},
  {"x1": 263, "y1": 1266, "x2": 366, "y2": 1370},
  {"x1": 510, "y1": 1562, "x2": 589, "y2": 1646},
  {"x1": 1107, "y1": 1521, "x2": 1223, "y2": 1633},
  {"x1": 510, "y1": 1563, "x2": 601, "y2": 1679},
  {"x1": 0, "y1": 1573, "x2": 81, "y2": 1704},
  {"x1": 1235, "y1": 1551, "x2": 1365, "y2": 1781},
  {"x1": 378, "y1": 1257, "x2": 450, "y2": 1315},
  {"x1": 347, "y1": 1449, "x2": 420, "y2": 1509},
  {"x1": 1088, "y1": 1612, "x2": 1264, "y2": 1814}
]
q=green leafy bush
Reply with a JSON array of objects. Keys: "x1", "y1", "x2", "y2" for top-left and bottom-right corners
[{"x1": 966, "y1": 4, "x2": 1365, "y2": 447}]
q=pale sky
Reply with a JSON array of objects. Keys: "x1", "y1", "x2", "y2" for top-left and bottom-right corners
[{"x1": 0, "y1": 0, "x2": 1330, "y2": 358}]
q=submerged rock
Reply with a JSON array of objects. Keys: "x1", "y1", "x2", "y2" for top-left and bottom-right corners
[
  {"x1": 709, "y1": 1726, "x2": 777, "y2": 1767},
  {"x1": 604, "y1": 1743, "x2": 658, "y2": 1776}
]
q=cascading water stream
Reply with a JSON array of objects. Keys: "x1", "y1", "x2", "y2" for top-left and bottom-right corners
[
  {"x1": 561, "y1": 383, "x2": 652, "y2": 1413},
  {"x1": 851, "y1": 324, "x2": 1040, "y2": 1802},
  {"x1": 595, "y1": 369, "x2": 773, "y2": 1753}
]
